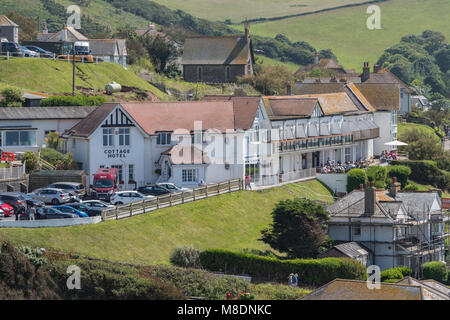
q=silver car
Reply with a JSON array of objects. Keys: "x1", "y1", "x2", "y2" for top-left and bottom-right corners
[{"x1": 28, "y1": 188, "x2": 71, "y2": 205}]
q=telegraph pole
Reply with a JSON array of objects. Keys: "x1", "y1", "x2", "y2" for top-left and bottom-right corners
[{"x1": 72, "y1": 43, "x2": 76, "y2": 96}]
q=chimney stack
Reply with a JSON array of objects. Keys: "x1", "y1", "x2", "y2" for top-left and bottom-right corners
[
  {"x1": 361, "y1": 62, "x2": 370, "y2": 82},
  {"x1": 315, "y1": 52, "x2": 319, "y2": 65},
  {"x1": 244, "y1": 19, "x2": 250, "y2": 39},
  {"x1": 364, "y1": 182, "x2": 376, "y2": 216},
  {"x1": 43, "y1": 23, "x2": 48, "y2": 34},
  {"x1": 373, "y1": 64, "x2": 380, "y2": 73},
  {"x1": 390, "y1": 177, "x2": 401, "y2": 198}
]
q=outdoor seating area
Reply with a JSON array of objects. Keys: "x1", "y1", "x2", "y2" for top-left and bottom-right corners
[
  {"x1": 317, "y1": 158, "x2": 371, "y2": 174},
  {"x1": 380, "y1": 150, "x2": 398, "y2": 163}
]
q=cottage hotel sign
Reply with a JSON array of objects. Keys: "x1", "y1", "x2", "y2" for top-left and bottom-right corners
[{"x1": 104, "y1": 149, "x2": 131, "y2": 158}]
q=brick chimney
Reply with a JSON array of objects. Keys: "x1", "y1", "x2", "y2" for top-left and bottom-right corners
[
  {"x1": 244, "y1": 20, "x2": 250, "y2": 39},
  {"x1": 365, "y1": 182, "x2": 376, "y2": 216},
  {"x1": 361, "y1": 62, "x2": 370, "y2": 82},
  {"x1": 315, "y1": 52, "x2": 319, "y2": 65},
  {"x1": 373, "y1": 64, "x2": 381, "y2": 73},
  {"x1": 390, "y1": 177, "x2": 401, "y2": 198}
]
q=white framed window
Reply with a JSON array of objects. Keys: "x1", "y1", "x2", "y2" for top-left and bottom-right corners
[
  {"x1": 345, "y1": 147, "x2": 351, "y2": 163},
  {"x1": 157, "y1": 132, "x2": 171, "y2": 145},
  {"x1": 3, "y1": 130, "x2": 36, "y2": 146},
  {"x1": 128, "y1": 164, "x2": 134, "y2": 182},
  {"x1": 103, "y1": 128, "x2": 114, "y2": 147},
  {"x1": 182, "y1": 169, "x2": 198, "y2": 182},
  {"x1": 119, "y1": 128, "x2": 130, "y2": 146},
  {"x1": 391, "y1": 111, "x2": 397, "y2": 126},
  {"x1": 111, "y1": 165, "x2": 123, "y2": 183}
]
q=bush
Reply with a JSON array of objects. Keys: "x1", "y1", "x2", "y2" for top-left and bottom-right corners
[
  {"x1": 347, "y1": 169, "x2": 367, "y2": 193},
  {"x1": 199, "y1": 249, "x2": 367, "y2": 286},
  {"x1": 21, "y1": 151, "x2": 39, "y2": 173},
  {"x1": 0, "y1": 86, "x2": 24, "y2": 107},
  {"x1": 387, "y1": 165, "x2": 411, "y2": 188},
  {"x1": 391, "y1": 160, "x2": 450, "y2": 191},
  {"x1": 404, "y1": 183, "x2": 419, "y2": 191},
  {"x1": 40, "y1": 95, "x2": 106, "y2": 107},
  {"x1": 366, "y1": 166, "x2": 387, "y2": 189},
  {"x1": 40, "y1": 148, "x2": 75, "y2": 170},
  {"x1": 421, "y1": 261, "x2": 448, "y2": 283},
  {"x1": 381, "y1": 268, "x2": 404, "y2": 282},
  {"x1": 170, "y1": 246, "x2": 201, "y2": 269}
]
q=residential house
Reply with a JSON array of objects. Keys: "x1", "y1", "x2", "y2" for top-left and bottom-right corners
[
  {"x1": 294, "y1": 82, "x2": 400, "y2": 155},
  {"x1": 0, "y1": 15, "x2": 18, "y2": 43},
  {"x1": 181, "y1": 23, "x2": 254, "y2": 83},
  {"x1": 302, "y1": 278, "x2": 449, "y2": 300},
  {"x1": 294, "y1": 54, "x2": 348, "y2": 77},
  {"x1": 87, "y1": 39, "x2": 127, "y2": 68},
  {"x1": 63, "y1": 98, "x2": 269, "y2": 189},
  {"x1": 0, "y1": 106, "x2": 96, "y2": 154},
  {"x1": 411, "y1": 95, "x2": 431, "y2": 111},
  {"x1": 326, "y1": 180, "x2": 447, "y2": 272}
]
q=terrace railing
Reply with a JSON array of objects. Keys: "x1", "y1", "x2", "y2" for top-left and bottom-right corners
[{"x1": 0, "y1": 165, "x2": 26, "y2": 181}]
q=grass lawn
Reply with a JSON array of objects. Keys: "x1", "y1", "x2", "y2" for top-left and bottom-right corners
[
  {"x1": 0, "y1": 180, "x2": 333, "y2": 265},
  {"x1": 242, "y1": 0, "x2": 450, "y2": 71},
  {"x1": 255, "y1": 54, "x2": 302, "y2": 73},
  {"x1": 0, "y1": 57, "x2": 168, "y2": 100},
  {"x1": 149, "y1": 0, "x2": 369, "y2": 23}
]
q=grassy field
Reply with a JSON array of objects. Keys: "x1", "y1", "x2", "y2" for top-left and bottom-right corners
[
  {"x1": 0, "y1": 57, "x2": 168, "y2": 100},
  {"x1": 255, "y1": 54, "x2": 302, "y2": 73},
  {"x1": 0, "y1": 180, "x2": 334, "y2": 265},
  {"x1": 241, "y1": 0, "x2": 450, "y2": 71},
  {"x1": 150, "y1": 0, "x2": 370, "y2": 23}
]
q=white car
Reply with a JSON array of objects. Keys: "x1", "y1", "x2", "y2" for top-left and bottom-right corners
[
  {"x1": 81, "y1": 200, "x2": 115, "y2": 209},
  {"x1": 28, "y1": 188, "x2": 72, "y2": 205},
  {"x1": 110, "y1": 191, "x2": 155, "y2": 205},
  {"x1": 156, "y1": 182, "x2": 191, "y2": 193}
]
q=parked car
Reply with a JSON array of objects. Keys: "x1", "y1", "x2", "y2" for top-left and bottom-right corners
[
  {"x1": 47, "y1": 182, "x2": 85, "y2": 201},
  {"x1": 80, "y1": 200, "x2": 115, "y2": 209},
  {"x1": 0, "y1": 193, "x2": 27, "y2": 212},
  {"x1": 67, "y1": 202, "x2": 102, "y2": 217},
  {"x1": 157, "y1": 183, "x2": 191, "y2": 193},
  {"x1": 20, "y1": 207, "x2": 79, "y2": 220},
  {"x1": 28, "y1": 188, "x2": 71, "y2": 205},
  {"x1": 137, "y1": 185, "x2": 171, "y2": 196},
  {"x1": 0, "y1": 42, "x2": 23, "y2": 56},
  {"x1": 24, "y1": 46, "x2": 54, "y2": 58},
  {"x1": 19, "y1": 45, "x2": 38, "y2": 57},
  {"x1": 110, "y1": 191, "x2": 155, "y2": 205},
  {"x1": 52, "y1": 205, "x2": 89, "y2": 218},
  {"x1": 1, "y1": 192, "x2": 44, "y2": 208},
  {"x1": 0, "y1": 200, "x2": 14, "y2": 217}
]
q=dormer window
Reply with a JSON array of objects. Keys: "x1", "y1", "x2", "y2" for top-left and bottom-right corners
[{"x1": 157, "y1": 132, "x2": 171, "y2": 145}]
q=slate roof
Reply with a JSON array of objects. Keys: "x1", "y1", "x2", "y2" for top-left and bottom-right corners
[
  {"x1": 302, "y1": 279, "x2": 424, "y2": 300},
  {"x1": 363, "y1": 69, "x2": 413, "y2": 93},
  {"x1": 65, "y1": 103, "x2": 117, "y2": 137},
  {"x1": 0, "y1": 106, "x2": 96, "y2": 120},
  {"x1": 333, "y1": 242, "x2": 369, "y2": 258},
  {"x1": 37, "y1": 27, "x2": 88, "y2": 42},
  {"x1": 293, "y1": 92, "x2": 363, "y2": 115},
  {"x1": 396, "y1": 277, "x2": 449, "y2": 300},
  {"x1": 87, "y1": 39, "x2": 118, "y2": 56},
  {"x1": 294, "y1": 58, "x2": 346, "y2": 76},
  {"x1": 0, "y1": 15, "x2": 18, "y2": 27},
  {"x1": 182, "y1": 36, "x2": 253, "y2": 65}
]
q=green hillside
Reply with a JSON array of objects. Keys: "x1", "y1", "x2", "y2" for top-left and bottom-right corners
[
  {"x1": 244, "y1": 0, "x2": 450, "y2": 71},
  {"x1": 149, "y1": 0, "x2": 371, "y2": 23},
  {"x1": 0, "y1": 180, "x2": 334, "y2": 265},
  {"x1": 0, "y1": 57, "x2": 168, "y2": 99}
]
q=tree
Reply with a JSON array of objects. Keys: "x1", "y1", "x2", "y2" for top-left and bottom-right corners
[
  {"x1": 6, "y1": 12, "x2": 37, "y2": 42},
  {"x1": 45, "y1": 132, "x2": 62, "y2": 150},
  {"x1": 238, "y1": 64, "x2": 294, "y2": 95},
  {"x1": 347, "y1": 169, "x2": 367, "y2": 193},
  {"x1": 0, "y1": 86, "x2": 24, "y2": 108},
  {"x1": 318, "y1": 49, "x2": 337, "y2": 61},
  {"x1": 400, "y1": 128, "x2": 443, "y2": 160},
  {"x1": 143, "y1": 35, "x2": 178, "y2": 73},
  {"x1": 261, "y1": 198, "x2": 329, "y2": 258},
  {"x1": 21, "y1": 151, "x2": 39, "y2": 173}
]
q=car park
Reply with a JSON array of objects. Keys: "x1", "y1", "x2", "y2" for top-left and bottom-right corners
[
  {"x1": 52, "y1": 205, "x2": 89, "y2": 218},
  {"x1": 47, "y1": 182, "x2": 85, "y2": 201},
  {"x1": 24, "y1": 46, "x2": 54, "y2": 58},
  {"x1": 67, "y1": 202, "x2": 103, "y2": 217},
  {"x1": 110, "y1": 191, "x2": 155, "y2": 205},
  {"x1": 28, "y1": 188, "x2": 71, "y2": 205},
  {"x1": 137, "y1": 185, "x2": 171, "y2": 196},
  {"x1": 0, "y1": 42, "x2": 23, "y2": 56},
  {"x1": 81, "y1": 200, "x2": 115, "y2": 209},
  {"x1": 0, "y1": 201, "x2": 14, "y2": 217},
  {"x1": 20, "y1": 207, "x2": 79, "y2": 220},
  {"x1": 0, "y1": 193, "x2": 27, "y2": 212},
  {"x1": 19, "y1": 45, "x2": 38, "y2": 57}
]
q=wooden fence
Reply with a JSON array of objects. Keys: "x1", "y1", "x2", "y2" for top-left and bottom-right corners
[{"x1": 101, "y1": 179, "x2": 243, "y2": 221}]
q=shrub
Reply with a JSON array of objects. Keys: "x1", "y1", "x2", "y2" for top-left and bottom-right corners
[
  {"x1": 404, "y1": 183, "x2": 419, "y2": 191},
  {"x1": 0, "y1": 86, "x2": 24, "y2": 107},
  {"x1": 347, "y1": 169, "x2": 367, "y2": 193},
  {"x1": 199, "y1": 249, "x2": 367, "y2": 286},
  {"x1": 366, "y1": 166, "x2": 387, "y2": 189},
  {"x1": 421, "y1": 261, "x2": 448, "y2": 283},
  {"x1": 381, "y1": 268, "x2": 404, "y2": 282},
  {"x1": 21, "y1": 151, "x2": 39, "y2": 173},
  {"x1": 391, "y1": 160, "x2": 450, "y2": 191},
  {"x1": 387, "y1": 165, "x2": 411, "y2": 188},
  {"x1": 40, "y1": 95, "x2": 106, "y2": 107},
  {"x1": 170, "y1": 246, "x2": 201, "y2": 269},
  {"x1": 40, "y1": 148, "x2": 75, "y2": 170}
]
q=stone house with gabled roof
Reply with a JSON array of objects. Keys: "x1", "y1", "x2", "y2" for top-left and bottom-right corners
[
  {"x1": 181, "y1": 23, "x2": 255, "y2": 83},
  {"x1": 0, "y1": 15, "x2": 18, "y2": 43}
]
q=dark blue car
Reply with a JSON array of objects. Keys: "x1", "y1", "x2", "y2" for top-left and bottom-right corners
[{"x1": 52, "y1": 205, "x2": 89, "y2": 218}]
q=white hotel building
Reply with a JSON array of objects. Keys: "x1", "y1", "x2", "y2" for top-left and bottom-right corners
[{"x1": 64, "y1": 83, "x2": 399, "y2": 189}]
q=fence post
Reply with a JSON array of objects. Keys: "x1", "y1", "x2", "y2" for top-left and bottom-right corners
[
  {"x1": 228, "y1": 180, "x2": 231, "y2": 192},
  {"x1": 156, "y1": 196, "x2": 159, "y2": 209},
  {"x1": 115, "y1": 207, "x2": 118, "y2": 220},
  {"x1": 101, "y1": 209, "x2": 105, "y2": 221},
  {"x1": 182, "y1": 191, "x2": 185, "y2": 204},
  {"x1": 169, "y1": 193, "x2": 173, "y2": 206},
  {"x1": 205, "y1": 186, "x2": 208, "y2": 198},
  {"x1": 96, "y1": 56, "x2": 98, "y2": 65},
  {"x1": 193, "y1": 189, "x2": 196, "y2": 201},
  {"x1": 142, "y1": 199, "x2": 145, "y2": 213},
  {"x1": 130, "y1": 203, "x2": 133, "y2": 217},
  {"x1": 217, "y1": 183, "x2": 220, "y2": 195}
]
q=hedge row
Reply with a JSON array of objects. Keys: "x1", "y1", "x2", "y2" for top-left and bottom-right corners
[
  {"x1": 40, "y1": 95, "x2": 106, "y2": 107},
  {"x1": 199, "y1": 249, "x2": 367, "y2": 286},
  {"x1": 381, "y1": 266, "x2": 412, "y2": 282},
  {"x1": 391, "y1": 160, "x2": 450, "y2": 191},
  {"x1": 421, "y1": 261, "x2": 448, "y2": 284}
]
